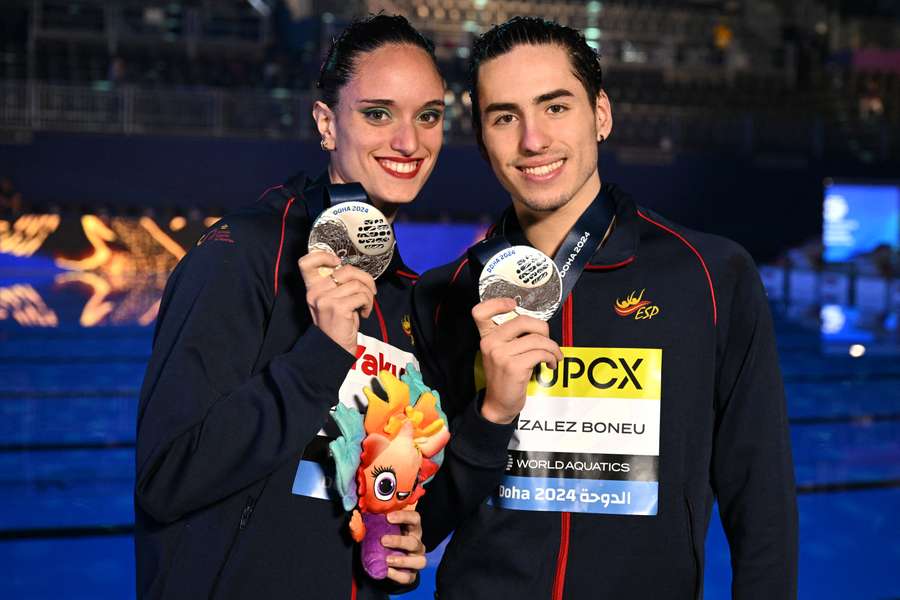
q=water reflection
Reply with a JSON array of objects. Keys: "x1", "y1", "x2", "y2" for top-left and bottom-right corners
[
  {"x1": 0, "y1": 213, "x2": 198, "y2": 328},
  {"x1": 0, "y1": 283, "x2": 58, "y2": 326},
  {"x1": 760, "y1": 265, "x2": 899, "y2": 357},
  {"x1": 0, "y1": 214, "x2": 489, "y2": 329},
  {"x1": 9, "y1": 215, "x2": 895, "y2": 355},
  {"x1": 819, "y1": 304, "x2": 899, "y2": 356}
]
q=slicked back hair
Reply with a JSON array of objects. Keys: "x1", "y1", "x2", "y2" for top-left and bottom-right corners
[
  {"x1": 468, "y1": 17, "x2": 603, "y2": 150},
  {"x1": 317, "y1": 14, "x2": 438, "y2": 108}
]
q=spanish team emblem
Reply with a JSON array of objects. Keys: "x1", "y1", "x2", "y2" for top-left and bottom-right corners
[{"x1": 614, "y1": 289, "x2": 659, "y2": 320}]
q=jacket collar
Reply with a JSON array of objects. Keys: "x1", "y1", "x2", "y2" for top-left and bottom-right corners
[{"x1": 490, "y1": 182, "x2": 639, "y2": 268}]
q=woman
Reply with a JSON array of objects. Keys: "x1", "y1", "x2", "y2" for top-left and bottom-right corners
[{"x1": 134, "y1": 15, "x2": 445, "y2": 600}]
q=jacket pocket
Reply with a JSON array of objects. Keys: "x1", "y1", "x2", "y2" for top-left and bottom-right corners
[{"x1": 684, "y1": 494, "x2": 702, "y2": 600}]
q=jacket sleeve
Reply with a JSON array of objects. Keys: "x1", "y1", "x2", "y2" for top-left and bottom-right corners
[
  {"x1": 135, "y1": 227, "x2": 356, "y2": 524},
  {"x1": 711, "y1": 255, "x2": 798, "y2": 599},
  {"x1": 410, "y1": 268, "x2": 516, "y2": 551}
]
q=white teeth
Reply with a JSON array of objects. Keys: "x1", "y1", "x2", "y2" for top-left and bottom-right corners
[
  {"x1": 380, "y1": 159, "x2": 419, "y2": 173},
  {"x1": 522, "y1": 159, "x2": 564, "y2": 176}
]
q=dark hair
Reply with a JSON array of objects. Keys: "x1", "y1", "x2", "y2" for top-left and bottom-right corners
[
  {"x1": 317, "y1": 14, "x2": 438, "y2": 107},
  {"x1": 469, "y1": 17, "x2": 603, "y2": 147}
]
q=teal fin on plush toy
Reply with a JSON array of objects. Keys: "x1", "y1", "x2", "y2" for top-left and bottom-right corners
[
  {"x1": 401, "y1": 363, "x2": 448, "y2": 481},
  {"x1": 328, "y1": 403, "x2": 365, "y2": 512},
  {"x1": 402, "y1": 363, "x2": 431, "y2": 409}
]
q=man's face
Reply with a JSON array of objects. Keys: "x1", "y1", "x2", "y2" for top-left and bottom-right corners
[{"x1": 476, "y1": 44, "x2": 609, "y2": 213}]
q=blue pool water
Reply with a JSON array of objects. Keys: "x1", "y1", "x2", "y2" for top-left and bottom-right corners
[{"x1": 1, "y1": 260, "x2": 898, "y2": 599}]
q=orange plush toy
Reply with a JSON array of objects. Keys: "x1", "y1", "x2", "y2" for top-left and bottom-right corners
[{"x1": 329, "y1": 364, "x2": 450, "y2": 579}]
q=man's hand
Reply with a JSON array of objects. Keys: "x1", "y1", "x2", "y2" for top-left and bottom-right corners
[
  {"x1": 298, "y1": 251, "x2": 376, "y2": 355},
  {"x1": 473, "y1": 297, "x2": 563, "y2": 424},
  {"x1": 381, "y1": 508, "x2": 427, "y2": 585}
]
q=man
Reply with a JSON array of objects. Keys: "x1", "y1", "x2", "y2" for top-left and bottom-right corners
[{"x1": 414, "y1": 17, "x2": 798, "y2": 599}]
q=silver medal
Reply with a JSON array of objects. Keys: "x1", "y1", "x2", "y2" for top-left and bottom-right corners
[
  {"x1": 478, "y1": 245, "x2": 562, "y2": 324},
  {"x1": 308, "y1": 201, "x2": 395, "y2": 279}
]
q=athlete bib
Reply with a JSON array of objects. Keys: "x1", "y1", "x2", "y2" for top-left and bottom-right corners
[
  {"x1": 291, "y1": 332, "x2": 419, "y2": 500},
  {"x1": 480, "y1": 346, "x2": 662, "y2": 515}
]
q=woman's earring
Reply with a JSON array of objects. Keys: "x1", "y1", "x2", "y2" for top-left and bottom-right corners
[{"x1": 320, "y1": 138, "x2": 331, "y2": 151}]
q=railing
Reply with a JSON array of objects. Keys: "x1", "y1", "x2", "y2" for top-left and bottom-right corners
[
  {"x1": 1, "y1": 81, "x2": 897, "y2": 160},
  {"x1": 0, "y1": 82, "x2": 316, "y2": 139},
  {"x1": 33, "y1": 0, "x2": 269, "y2": 47}
]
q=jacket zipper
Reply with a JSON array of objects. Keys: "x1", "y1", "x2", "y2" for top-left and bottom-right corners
[
  {"x1": 209, "y1": 493, "x2": 259, "y2": 598},
  {"x1": 551, "y1": 293, "x2": 575, "y2": 600},
  {"x1": 238, "y1": 496, "x2": 256, "y2": 530},
  {"x1": 552, "y1": 512, "x2": 571, "y2": 600}
]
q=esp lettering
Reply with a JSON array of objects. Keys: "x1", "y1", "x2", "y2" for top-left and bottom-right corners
[{"x1": 635, "y1": 305, "x2": 659, "y2": 320}]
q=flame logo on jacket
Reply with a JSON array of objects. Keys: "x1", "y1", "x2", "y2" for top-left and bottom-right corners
[
  {"x1": 401, "y1": 314, "x2": 414, "y2": 345},
  {"x1": 614, "y1": 289, "x2": 651, "y2": 317}
]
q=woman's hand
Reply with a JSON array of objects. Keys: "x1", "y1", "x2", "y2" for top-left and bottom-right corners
[
  {"x1": 298, "y1": 251, "x2": 376, "y2": 355},
  {"x1": 380, "y1": 508, "x2": 427, "y2": 585}
]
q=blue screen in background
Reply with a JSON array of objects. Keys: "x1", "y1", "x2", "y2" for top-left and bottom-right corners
[
  {"x1": 823, "y1": 183, "x2": 899, "y2": 263},
  {"x1": 393, "y1": 222, "x2": 488, "y2": 274}
]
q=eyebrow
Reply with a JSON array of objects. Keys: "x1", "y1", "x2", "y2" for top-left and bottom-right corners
[
  {"x1": 357, "y1": 98, "x2": 393, "y2": 106},
  {"x1": 483, "y1": 88, "x2": 576, "y2": 114},
  {"x1": 535, "y1": 88, "x2": 575, "y2": 104},
  {"x1": 483, "y1": 101, "x2": 518, "y2": 114},
  {"x1": 357, "y1": 98, "x2": 446, "y2": 108}
]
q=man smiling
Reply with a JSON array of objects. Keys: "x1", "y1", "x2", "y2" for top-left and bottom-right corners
[{"x1": 414, "y1": 17, "x2": 798, "y2": 600}]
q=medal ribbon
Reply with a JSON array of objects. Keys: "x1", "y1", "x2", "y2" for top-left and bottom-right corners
[
  {"x1": 322, "y1": 182, "x2": 368, "y2": 208},
  {"x1": 280, "y1": 174, "x2": 370, "y2": 221},
  {"x1": 468, "y1": 187, "x2": 616, "y2": 316},
  {"x1": 552, "y1": 186, "x2": 615, "y2": 302}
]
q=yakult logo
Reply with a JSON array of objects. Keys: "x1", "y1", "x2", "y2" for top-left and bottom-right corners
[
  {"x1": 351, "y1": 343, "x2": 407, "y2": 378},
  {"x1": 337, "y1": 333, "x2": 418, "y2": 410}
]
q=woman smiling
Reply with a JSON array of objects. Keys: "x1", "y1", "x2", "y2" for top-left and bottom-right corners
[{"x1": 135, "y1": 15, "x2": 445, "y2": 600}]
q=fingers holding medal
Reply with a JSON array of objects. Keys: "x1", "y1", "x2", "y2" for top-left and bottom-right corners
[
  {"x1": 300, "y1": 200, "x2": 394, "y2": 355},
  {"x1": 472, "y1": 246, "x2": 563, "y2": 425}
]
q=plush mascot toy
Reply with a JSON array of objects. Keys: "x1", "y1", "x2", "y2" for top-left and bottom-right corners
[{"x1": 329, "y1": 364, "x2": 450, "y2": 579}]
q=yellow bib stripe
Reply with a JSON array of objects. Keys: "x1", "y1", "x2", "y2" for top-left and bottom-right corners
[{"x1": 475, "y1": 347, "x2": 662, "y2": 400}]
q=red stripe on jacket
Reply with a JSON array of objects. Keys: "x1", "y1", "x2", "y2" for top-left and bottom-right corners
[
  {"x1": 637, "y1": 211, "x2": 717, "y2": 325},
  {"x1": 273, "y1": 196, "x2": 295, "y2": 296}
]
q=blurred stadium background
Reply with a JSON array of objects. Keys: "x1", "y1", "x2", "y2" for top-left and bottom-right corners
[{"x1": 0, "y1": 0, "x2": 898, "y2": 598}]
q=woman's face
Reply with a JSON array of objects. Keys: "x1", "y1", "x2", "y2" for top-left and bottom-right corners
[{"x1": 317, "y1": 44, "x2": 445, "y2": 212}]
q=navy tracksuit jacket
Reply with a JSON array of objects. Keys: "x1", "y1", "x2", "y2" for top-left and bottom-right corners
[
  {"x1": 135, "y1": 173, "x2": 428, "y2": 599},
  {"x1": 412, "y1": 183, "x2": 799, "y2": 600}
]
